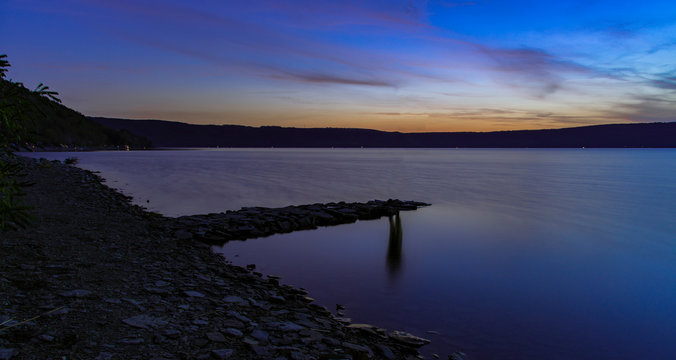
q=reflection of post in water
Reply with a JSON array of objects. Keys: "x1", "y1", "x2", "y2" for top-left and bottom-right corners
[{"x1": 387, "y1": 212, "x2": 403, "y2": 276}]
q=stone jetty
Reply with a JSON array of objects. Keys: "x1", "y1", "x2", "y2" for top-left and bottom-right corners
[
  {"x1": 170, "y1": 199, "x2": 429, "y2": 245},
  {"x1": 0, "y1": 157, "x2": 434, "y2": 360}
]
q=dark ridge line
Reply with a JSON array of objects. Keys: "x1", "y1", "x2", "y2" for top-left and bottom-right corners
[{"x1": 93, "y1": 117, "x2": 676, "y2": 148}]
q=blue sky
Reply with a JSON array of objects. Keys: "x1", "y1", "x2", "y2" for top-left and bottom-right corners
[{"x1": 2, "y1": 0, "x2": 675, "y2": 131}]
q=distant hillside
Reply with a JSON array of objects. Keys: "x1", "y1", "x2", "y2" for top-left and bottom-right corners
[
  {"x1": 0, "y1": 79, "x2": 152, "y2": 149},
  {"x1": 93, "y1": 117, "x2": 676, "y2": 148}
]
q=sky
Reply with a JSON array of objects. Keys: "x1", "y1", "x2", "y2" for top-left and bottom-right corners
[{"x1": 1, "y1": 0, "x2": 676, "y2": 132}]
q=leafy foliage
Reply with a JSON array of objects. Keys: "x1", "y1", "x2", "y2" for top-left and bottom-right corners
[
  {"x1": 33, "y1": 83, "x2": 62, "y2": 104},
  {"x1": 0, "y1": 54, "x2": 9, "y2": 79},
  {"x1": 0, "y1": 54, "x2": 34, "y2": 231}
]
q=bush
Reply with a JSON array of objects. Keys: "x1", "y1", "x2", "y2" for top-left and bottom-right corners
[{"x1": 0, "y1": 54, "x2": 38, "y2": 231}]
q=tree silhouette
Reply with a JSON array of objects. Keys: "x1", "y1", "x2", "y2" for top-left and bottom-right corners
[{"x1": 0, "y1": 54, "x2": 35, "y2": 231}]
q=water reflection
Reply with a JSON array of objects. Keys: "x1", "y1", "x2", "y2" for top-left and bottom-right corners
[{"x1": 386, "y1": 213, "x2": 403, "y2": 277}]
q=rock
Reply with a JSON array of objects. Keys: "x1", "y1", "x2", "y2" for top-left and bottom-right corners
[
  {"x1": 193, "y1": 338, "x2": 209, "y2": 346},
  {"x1": 347, "y1": 323, "x2": 383, "y2": 336},
  {"x1": 268, "y1": 321, "x2": 304, "y2": 332},
  {"x1": 0, "y1": 348, "x2": 15, "y2": 360},
  {"x1": 38, "y1": 334, "x2": 54, "y2": 342},
  {"x1": 193, "y1": 319, "x2": 209, "y2": 325},
  {"x1": 122, "y1": 298, "x2": 146, "y2": 311},
  {"x1": 250, "y1": 329, "x2": 269, "y2": 343},
  {"x1": 184, "y1": 290, "x2": 205, "y2": 298},
  {"x1": 163, "y1": 329, "x2": 181, "y2": 339},
  {"x1": 448, "y1": 351, "x2": 467, "y2": 360},
  {"x1": 269, "y1": 295, "x2": 285, "y2": 302},
  {"x1": 174, "y1": 229, "x2": 193, "y2": 240},
  {"x1": 388, "y1": 330, "x2": 431, "y2": 347},
  {"x1": 222, "y1": 328, "x2": 243, "y2": 337},
  {"x1": 122, "y1": 315, "x2": 168, "y2": 329},
  {"x1": 221, "y1": 319, "x2": 245, "y2": 328},
  {"x1": 119, "y1": 337, "x2": 145, "y2": 344},
  {"x1": 146, "y1": 287, "x2": 170, "y2": 295},
  {"x1": 211, "y1": 348, "x2": 234, "y2": 359},
  {"x1": 206, "y1": 332, "x2": 227, "y2": 342},
  {"x1": 334, "y1": 317, "x2": 352, "y2": 324},
  {"x1": 59, "y1": 289, "x2": 92, "y2": 298},
  {"x1": 222, "y1": 296, "x2": 246, "y2": 304},
  {"x1": 342, "y1": 342, "x2": 374, "y2": 357},
  {"x1": 376, "y1": 344, "x2": 395, "y2": 360}
]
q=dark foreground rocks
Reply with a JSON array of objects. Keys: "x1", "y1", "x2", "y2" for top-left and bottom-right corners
[{"x1": 1, "y1": 157, "x2": 430, "y2": 359}]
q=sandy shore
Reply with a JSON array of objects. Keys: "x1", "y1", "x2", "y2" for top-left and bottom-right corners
[{"x1": 0, "y1": 157, "x2": 429, "y2": 359}]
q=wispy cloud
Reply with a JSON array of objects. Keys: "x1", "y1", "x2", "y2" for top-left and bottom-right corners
[
  {"x1": 267, "y1": 71, "x2": 394, "y2": 87},
  {"x1": 479, "y1": 46, "x2": 593, "y2": 97}
]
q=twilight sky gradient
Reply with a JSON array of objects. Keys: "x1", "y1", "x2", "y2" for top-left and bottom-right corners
[{"x1": 2, "y1": 0, "x2": 676, "y2": 132}]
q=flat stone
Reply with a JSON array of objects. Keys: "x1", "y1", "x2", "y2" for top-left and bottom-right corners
[
  {"x1": 250, "y1": 329, "x2": 269, "y2": 343},
  {"x1": 193, "y1": 319, "x2": 209, "y2": 326},
  {"x1": 119, "y1": 337, "x2": 145, "y2": 344},
  {"x1": 342, "y1": 341, "x2": 373, "y2": 357},
  {"x1": 206, "y1": 332, "x2": 226, "y2": 342},
  {"x1": 334, "y1": 317, "x2": 352, "y2": 324},
  {"x1": 268, "y1": 321, "x2": 304, "y2": 332},
  {"x1": 163, "y1": 329, "x2": 181, "y2": 339},
  {"x1": 251, "y1": 346, "x2": 271, "y2": 356},
  {"x1": 449, "y1": 351, "x2": 467, "y2": 360},
  {"x1": 94, "y1": 352, "x2": 115, "y2": 360},
  {"x1": 59, "y1": 289, "x2": 92, "y2": 298},
  {"x1": 388, "y1": 330, "x2": 431, "y2": 347},
  {"x1": 38, "y1": 334, "x2": 54, "y2": 342},
  {"x1": 222, "y1": 296, "x2": 246, "y2": 304},
  {"x1": 146, "y1": 287, "x2": 170, "y2": 295},
  {"x1": 347, "y1": 323, "x2": 385, "y2": 336},
  {"x1": 225, "y1": 311, "x2": 251, "y2": 323},
  {"x1": 376, "y1": 344, "x2": 395, "y2": 360},
  {"x1": 222, "y1": 328, "x2": 243, "y2": 337},
  {"x1": 221, "y1": 319, "x2": 245, "y2": 328},
  {"x1": 242, "y1": 337, "x2": 259, "y2": 346},
  {"x1": 122, "y1": 315, "x2": 168, "y2": 329},
  {"x1": 211, "y1": 348, "x2": 234, "y2": 359},
  {"x1": 154, "y1": 280, "x2": 171, "y2": 287},
  {"x1": 184, "y1": 290, "x2": 206, "y2": 298}
]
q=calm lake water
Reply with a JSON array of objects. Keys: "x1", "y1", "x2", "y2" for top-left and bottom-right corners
[{"x1": 26, "y1": 148, "x2": 676, "y2": 359}]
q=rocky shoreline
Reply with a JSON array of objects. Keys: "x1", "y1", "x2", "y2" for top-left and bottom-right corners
[
  {"x1": 169, "y1": 199, "x2": 429, "y2": 245},
  {"x1": 1, "y1": 157, "x2": 432, "y2": 359}
]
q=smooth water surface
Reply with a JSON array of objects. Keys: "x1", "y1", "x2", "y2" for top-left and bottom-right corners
[{"x1": 26, "y1": 149, "x2": 676, "y2": 359}]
